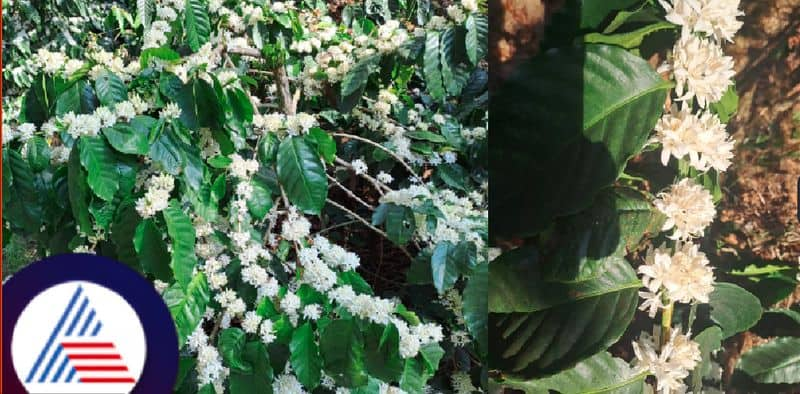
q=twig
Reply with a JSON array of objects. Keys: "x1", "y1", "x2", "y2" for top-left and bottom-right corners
[
  {"x1": 328, "y1": 174, "x2": 375, "y2": 210},
  {"x1": 316, "y1": 219, "x2": 360, "y2": 234},
  {"x1": 332, "y1": 133, "x2": 418, "y2": 177},
  {"x1": 326, "y1": 199, "x2": 413, "y2": 261},
  {"x1": 335, "y1": 157, "x2": 392, "y2": 194}
]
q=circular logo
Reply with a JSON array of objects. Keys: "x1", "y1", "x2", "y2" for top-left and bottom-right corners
[{"x1": 3, "y1": 254, "x2": 178, "y2": 394}]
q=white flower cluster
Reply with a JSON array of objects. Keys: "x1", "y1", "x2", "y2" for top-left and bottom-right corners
[
  {"x1": 668, "y1": 33, "x2": 736, "y2": 108},
  {"x1": 653, "y1": 105, "x2": 734, "y2": 171},
  {"x1": 135, "y1": 173, "x2": 175, "y2": 218},
  {"x1": 638, "y1": 242, "x2": 715, "y2": 317},
  {"x1": 633, "y1": 329, "x2": 701, "y2": 393},
  {"x1": 252, "y1": 112, "x2": 317, "y2": 136},
  {"x1": 654, "y1": 178, "x2": 716, "y2": 240},
  {"x1": 660, "y1": 0, "x2": 743, "y2": 42}
]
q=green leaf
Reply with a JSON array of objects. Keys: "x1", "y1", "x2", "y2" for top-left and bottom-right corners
[
  {"x1": 466, "y1": 14, "x2": 488, "y2": 65},
  {"x1": 691, "y1": 326, "x2": 724, "y2": 392},
  {"x1": 94, "y1": 70, "x2": 128, "y2": 106},
  {"x1": 79, "y1": 136, "x2": 120, "y2": 201},
  {"x1": 305, "y1": 128, "x2": 336, "y2": 164},
  {"x1": 737, "y1": 337, "x2": 800, "y2": 384},
  {"x1": 399, "y1": 358, "x2": 426, "y2": 392},
  {"x1": 230, "y1": 341, "x2": 274, "y2": 394},
  {"x1": 290, "y1": 323, "x2": 322, "y2": 390},
  {"x1": 103, "y1": 124, "x2": 149, "y2": 155},
  {"x1": 68, "y1": 146, "x2": 93, "y2": 235},
  {"x1": 375, "y1": 204, "x2": 416, "y2": 246},
  {"x1": 247, "y1": 177, "x2": 273, "y2": 221},
  {"x1": 164, "y1": 273, "x2": 210, "y2": 348},
  {"x1": 111, "y1": 201, "x2": 141, "y2": 268},
  {"x1": 583, "y1": 22, "x2": 676, "y2": 49},
  {"x1": 134, "y1": 219, "x2": 173, "y2": 282},
  {"x1": 709, "y1": 84, "x2": 739, "y2": 123},
  {"x1": 320, "y1": 319, "x2": 368, "y2": 388},
  {"x1": 709, "y1": 282, "x2": 762, "y2": 338},
  {"x1": 364, "y1": 323, "x2": 403, "y2": 383},
  {"x1": 440, "y1": 27, "x2": 471, "y2": 96},
  {"x1": 580, "y1": 0, "x2": 642, "y2": 29},
  {"x1": 545, "y1": 188, "x2": 662, "y2": 282},
  {"x1": 341, "y1": 54, "x2": 381, "y2": 97},
  {"x1": 490, "y1": 248, "x2": 640, "y2": 378},
  {"x1": 463, "y1": 263, "x2": 488, "y2": 356},
  {"x1": 406, "y1": 131, "x2": 447, "y2": 144},
  {"x1": 184, "y1": 0, "x2": 211, "y2": 52},
  {"x1": 175, "y1": 79, "x2": 224, "y2": 131},
  {"x1": 220, "y1": 328, "x2": 253, "y2": 373},
  {"x1": 25, "y1": 137, "x2": 51, "y2": 172},
  {"x1": 491, "y1": 44, "x2": 672, "y2": 238},
  {"x1": 8, "y1": 148, "x2": 43, "y2": 232},
  {"x1": 752, "y1": 308, "x2": 800, "y2": 337},
  {"x1": 277, "y1": 136, "x2": 328, "y2": 215},
  {"x1": 149, "y1": 130, "x2": 183, "y2": 175},
  {"x1": 24, "y1": 74, "x2": 57, "y2": 125},
  {"x1": 140, "y1": 47, "x2": 181, "y2": 69},
  {"x1": 500, "y1": 352, "x2": 648, "y2": 394},
  {"x1": 424, "y1": 31, "x2": 445, "y2": 100},
  {"x1": 431, "y1": 241, "x2": 476, "y2": 293},
  {"x1": 163, "y1": 200, "x2": 198, "y2": 290}
]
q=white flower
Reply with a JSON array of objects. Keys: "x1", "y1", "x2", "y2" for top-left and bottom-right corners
[
  {"x1": 281, "y1": 209, "x2": 311, "y2": 242},
  {"x1": 160, "y1": 102, "x2": 182, "y2": 121},
  {"x1": 17, "y1": 123, "x2": 36, "y2": 142},
  {"x1": 654, "y1": 178, "x2": 716, "y2": 240},
  {"x1": 135, "y1": 174, "x2": 175, "y2": 218},
  {"x1": 274, "y1": 374, "x2": 307, "y2": 394},
  {"x1": 351, "y1": 159, "x2": 368, "y2": 175},
  {"x1": 228, "y1": 154, "x2": 259, "y2": 179},
  {"x1": 653, "y1": 106, "x2": 734, "y2": 172},
  {"x1": 241, "y1": 311, "x2": 263, "y2": 334},
  {"x1": 443, "y1": 151, "x2": 457, "y2": 164},
  {"x1": 640, "y1": 242, "x2": 715, "y2": 305},
  {"x1": 461, "y1": 0, "x2": 479, "y2": 13},
  {"x1": 197, "y1": 344, "x2": 225, "y2": 386},
  {"x1": 280, "y1": 292, "x2": 301, "y2": 315},
  {"x1": 156, "y1": 5, "x2": 178, "y2": 21},
  {"x1": 153, "y1": 280, "x2": 169, "y2": 294},
  {"x1": 259, "y1": 319, "x2": 276, "y2": 345},
  {"x1": 669, "y1": 34, "x2": 735, "y2": 108},
  {"x1": 660, "y1": 0, "x2": 743, "y2": 42},
  {"x1": 633, "y1": 329, "x2": 700, "y2": 393},
  {"x1": 377, "y1": 171, "x2": 394, "y2": 184},
  {"x1": 447, "y1": 5, "x2": 467, "y2": 23},
  {"x1": 301, "y1": 258, "x2": 337, "y2": 292},
  {"x1": 302, "y1": 304, "x2": 321, "y2": 321},
  {"x1": 115, "y1": 101, "x2": 137, "y2": 121}
]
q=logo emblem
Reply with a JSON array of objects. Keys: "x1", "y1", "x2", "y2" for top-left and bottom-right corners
[
  {"x1": 3, "y1": 254, "x2": 178, "y2": 394},
  {"x1": 12, "y1": 282, "x2": 146, "y2": 393}
]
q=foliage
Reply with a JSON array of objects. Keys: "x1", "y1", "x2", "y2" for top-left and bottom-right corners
[{"x1": 2, "y1": 0, "x2": 488, "y2": 392}]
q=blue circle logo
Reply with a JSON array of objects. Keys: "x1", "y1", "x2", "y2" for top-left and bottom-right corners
[{"x1": 3, "y1": 254, "x2": 178, "y2": 393}]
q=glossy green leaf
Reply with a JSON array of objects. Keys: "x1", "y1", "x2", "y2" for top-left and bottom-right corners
[
  {"x1": 134, "y1": 219, "x2": 173, "y2": 282},
  {"x1": 26, "y1": 137, "x2": 51, "y2": 172},
  {"x1": 424, "y1": 31, "x2": 445, "y2": 100},
  {"x1": 220, "y1": 328, "x2": 253, "y2": 373},
  {"x1": 247, "y1": 177, "x2": 273, "y2": 221},
  {"x1": 320, "y1": 319, "x2": 368, "y2": 388},
  {"x1": 583, "y1": 22, "x2": 676, "y2": 49},
  {"x1": 500, "y1": 352, "x2": 647, "y2": 394},
  {"x1": 364, "y1": 323, "x2": 403, "y2": 382},
  {"x1": 305, "y1": 128, "x2": 336, "y2": 164},
  {"x1": 463, "y1": 263, "x2": 488, "y2": 356},
  {"x1": 580, "y1": 0, "x2": 642, "y2": 29},
  {"x1": 691, "y1": 326, "x2": 724, "y2": 392},
  {"x1": 290, "y1": 322, "x2": 322, "y2": 390},
  {"x1": 341, "y1": 54, "x2": 380, "y2": 97},
  {"x1": 431, "y1": 241, "x2": 476, "y2": 293},
  {"x1": 737, "y1": 337, "x2": 800, "y2": 384},
  {"x1": 709, "y1": 282, "x2": 762, "y2": 338},
  {"x1": 373, "y1": 203, "x2": 416, "y2": 246},
  {"x1": 68, "y1": 146, "x2": 93, "y2": 235},
  {"x1": 94, "y1": 70, "x2": 128, "y2": 106},
  {"x1": 164, "y1": 273, "x2": 210, "y2": 348},
  {"x1": 230, "y1": 341, "x2": 274, "y2": 394},
  {"x1": 466, "y1": 14, "x2": 488, "y2": 65},
  {"x1": 103, "y1": 124, "x2": 149, "y2": 155},
  {"x1": 710, "y1": 84, "x2": 739, "y2": 123},
  {"x1": 163, "y1": 200, "x2": 198, "y2": 290},
  {"x1": 277, "y1": 136, "x2": 328, "y2": 215},
  {"x1": 79, "y1": 136, "x2": 120, "y2": 201},
  {"x1": 491, "y1": 44, "x2": 672, "y2": 238},
  {"x1": 184, "y1": 0, "x2": 211, "y2": 51},
  {"x1": 490, "y1": 248, "x2": 640, "y2": 378}
]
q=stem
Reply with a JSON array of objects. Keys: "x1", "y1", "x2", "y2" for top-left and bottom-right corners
[
  {"x1": 331, "y1": 133, "x2": 418, "y2": 177},
  {"x1": 326, "y1": 199, "x2": 414, "y2": 261},
  {"x1": 661, "y1": 301, "x2": 674, "y2": 349},
  {"x1": 688, "y1": 303, "x2": 698, "y2": 332}
]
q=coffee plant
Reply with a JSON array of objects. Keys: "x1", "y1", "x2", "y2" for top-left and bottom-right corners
[
  {"x1": 490, "y1": 0, "x2": 799, "y2": 393},
  {"x1": 2, "y1": 0, "x2": 488, "y2": 392}
]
